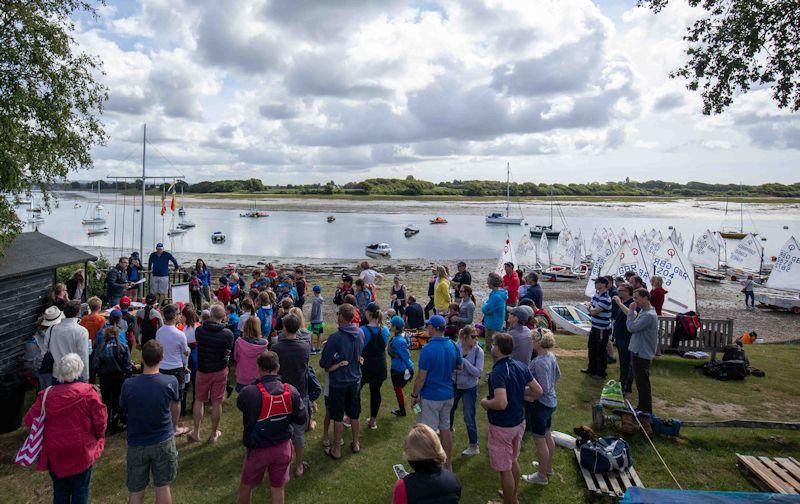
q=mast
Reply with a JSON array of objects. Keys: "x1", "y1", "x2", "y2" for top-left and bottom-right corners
[
  {"x1": 549, "y1": 188, "x2": 554, "y2": 228},
  {"x1": 739, "y1": 182, "x2": 744, "y2": 233},
  {"x1": 139, "y1": 124, "x2": 146, "y2": 260},
  {"x1": 505, "y1": 163, "x2": 510, "y2": 217}
]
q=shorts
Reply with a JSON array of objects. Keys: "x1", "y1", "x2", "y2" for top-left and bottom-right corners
[
  {"x1": 417, "y1": 398, "x2": 455, "y2": 431},
  {"x1": 525, "y1": 401, "x2": 555, "y2": 437},
  {"x1": 159, "y1": 367, "x2": 186, "y2": 399},
  {"x1": 240, "y1": 441, "x2": 292, "y2": 488},
  {"x1": 488, "y1": 422, "x2": 525, "y2": 472},
  {"x1": 150, "y1": 276, "x2": 169, "y2": 295},
  {"x1": 290, "y1": 396, "x2": 309, "y2": 448},
  {"x1": 327, "y1": 383, "x2": 361, "y2": 422},
  {"x1": 126, "y1": 437, "x2": 178, "y2": 492},
  {"x1": 196, "y1": 368, "x2": 228, "y2": 403},
  {"x1": 308, "y1": 322, "x2": 324, "y2": 335},
  {"x1": 390, "y1": 369, "x2": 413, "y2": 388}
]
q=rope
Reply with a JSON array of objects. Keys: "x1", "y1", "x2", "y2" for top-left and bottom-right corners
[
  {"x1": 121, "y1": 185, "x2": 127, "y2": 258},
  {"x1": 152, "y1": 181, "x2": 157, "y2": 249},
  {"x1": 161, "y1": 182, "x2": 166, "y2": 244},
  {"x1": 625, "y1": 400, "x2": 683, "y2": 489},
  {"x1": 112, "y1": 181, "x2": 119, "y2": 259}
]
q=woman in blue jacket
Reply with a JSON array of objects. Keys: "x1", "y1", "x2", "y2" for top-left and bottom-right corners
[
  {"x1": 194, "y1": 258, "x2": 212, "y2": 303},
  {"x1": 481, "y1": 272, "x2": 508, "y2": 346}
]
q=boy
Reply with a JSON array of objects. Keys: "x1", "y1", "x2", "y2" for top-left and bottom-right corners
[
  {"x1": 80, "y1": 296, "x2": 106, "y2": 346},
  {"x1": 309, "y1": 285, "x2": 325, "y2": 354},
  {"x1": 256, "y1": 291, "x2": 274, "y2": 342},
  {"x1": 250, "y1": 270, "x2": 268, "y2": 291},
  {"x1": 294, "y1": 267, "x2": 307, "y2": 308},
  {"x1": 215, "y1": 277, "x2": 232, "y2": 305},
  {"x1": 226, "y1": 304, "x2": 240, "y2": 337},
  {"x1": 388, "y1": 316, "x2": 414, "y2": 417},
  {"x1": 353, "y1": 279, "x2": 372, "y2": 326}
]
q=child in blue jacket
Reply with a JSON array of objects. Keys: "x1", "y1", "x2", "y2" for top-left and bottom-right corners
[{"x1": 387, "y1": 316, "x2": 414, "y2": 417}]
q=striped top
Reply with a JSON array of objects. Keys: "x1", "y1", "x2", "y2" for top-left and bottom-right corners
[{"x1": 590, "y1": 291, "x2": 612, "y2": 329}]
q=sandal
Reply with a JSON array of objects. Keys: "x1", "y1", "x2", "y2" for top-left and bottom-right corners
[
  {"x1": 324, "y1": 447, "x2": 341, "y2": 460},
  {"x1": 350, "y1": 441, "x2": 361, "y2": 454},
  {"x1": 295, "y1": 461, "x2": 310, "y2": 476},
  {"x1": 322, "y1": 438, "x2": 331, "y2": 448}
]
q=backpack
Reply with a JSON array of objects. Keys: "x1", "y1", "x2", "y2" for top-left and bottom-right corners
[
  {"x1": 702, "y1": 359, "x2": 749, "y2": 381},
  {"x1": 140, "y1": 305, "x2": 158, "y2": 346},
  {"x1": 95, "y1": 336, "x2": 124, "y2": 375},
  {"x1": 249, "y1": 382, "x2": 293, "y2": 447},
  {"x1": 671, "y1": 312, "x2": 701, "y2": 347},
  {"x1": 39, "y1": 327, "x2": 55, "y2": 374},
  {"x1": 579, "y1": 437, "x2": 633, "y2": 473}
]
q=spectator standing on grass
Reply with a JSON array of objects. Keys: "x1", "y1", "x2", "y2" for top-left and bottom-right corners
[
  {"x1": 309, "y1": 285, "x2": 325, "y2": 354},
  {"x1": 622, "y1": 288, "x2": 659, "y2": 413},
  {"x1": 502, "y1": 262, "x2": 520, "y2": 307},
  {"x1": 649, "y1": 276, "x2": 667, "y2": 316},
  {"x1": 392, "y1": 424, "x2": 462, "y2": 504},
  {"x1": 148, "y1": 243, "x2": 179, "y2": 304},
  {"x1": 359, "y1": 303, "x2": 390, "y2": 430},
  {"x1": 455, "y1": 285, "x2": 476, "y2": 328},
  {"x1": 234, "y1": 317, "x2": 268, "y2": 392},
  {"x1": 193, "y1": 259, "x2": 212, "y2": 303},
  {"x1": 424, "y1": 265, "x2": 437, "y2": 319},
  {"x1": 80, "y1": 296, "x2": 106, "y2": 347},
  {"x1": 388, "y1": 316, "x2": 414, "y2": 417},
  {"x1": 404, "y1": 295, "x2": 425, "y2": 330},
  {"x1": 434, "y1": 266, "x2": 451, "y2": 314},
  {"x1": 50, "y1": 301, "x2": 90, "y2": 383},
  {"x1": 520, "y1": 272, "x2": 543, "y2": 310},
  {"x1": 354, "y1": 279, "x2": 373, "y2": 325},
  {"x1": 451, "y1": 261, "x2": 472, "y2": 297},
  {"x1": 137, "y1": 294, "x2": 163, "y2": 349},
  {"x1": 155, "y1": 304, "x2": 190, "y2": 437},
  {"x1": 482, "y1": 273, "x2": 509, "y2": 347},
  {"x1": 390, "y1": 276, "x2": 408, "y2": 316},
  {"x1": 582, "y1": 277, "x2": 612, "y2": 379},
  {"x1": 92, "y1": 326, "x2": 132, "y2": 433},
  {"x1": 507, "y1": 306, "x2": 533, "y2": 366},
  {"x1": 612, "y1": 285, "x2": 636, "y2": 394},
  {"x1": 450, "y1": 325, "x2": 484, "y2": 457}
]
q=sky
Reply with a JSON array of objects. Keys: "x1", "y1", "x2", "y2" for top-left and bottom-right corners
[{"x1": 74, "y1": 0, "x2": 800, "y2": 185}]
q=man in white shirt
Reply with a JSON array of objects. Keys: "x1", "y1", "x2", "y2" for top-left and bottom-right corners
[
  {"x1": 49, "y1": 300, "x2": 90, "y2": 383},
  {"x1": 155, "y1": 303, "x2": 190, "y2": 436}
]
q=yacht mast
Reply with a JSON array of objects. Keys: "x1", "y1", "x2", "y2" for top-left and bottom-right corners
[{"x1": 505, "y1": 163, "x2": 510, "y2": 217}]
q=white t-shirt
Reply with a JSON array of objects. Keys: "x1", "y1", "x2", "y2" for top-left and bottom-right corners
[
  {"x1": 156, "y1": 324, "x2": 189, "y2": 370},
  {"x1": 360, "y1": 269, "x2": 380, "y2": 285},
  {"x1": 184, "y1": 325, "x2": 197, "y2": 345}
]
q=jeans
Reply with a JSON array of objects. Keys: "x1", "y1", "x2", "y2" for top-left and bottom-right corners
[
  {"x1": 615, "y1": 336, "x2": 632, "y2": 392},
  {"x1": 424, "y1": 297, "x2": 435, "y2": 319},
  {"x1": 588, "y1": 328, "x2": 611, "y2": 377},
  {"x1": 50, "y1": 466, "x2": 92, "y2": 504},
  {"x1": 632, "y1": 355, "x2": 652, "y2": 413},
  {"x1": 745, "y1": 291, "x2": 755, "y2": 308},
  {"x1": 449, "y1": 386, "x2": 478, "y2": 445}
]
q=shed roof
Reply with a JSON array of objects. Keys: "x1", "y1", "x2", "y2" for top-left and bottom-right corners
[{"x1": 0, "y1": 232, "x2": 97, "y2": 281}]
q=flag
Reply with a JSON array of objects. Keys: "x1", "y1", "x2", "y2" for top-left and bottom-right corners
[
  {"x1": 170, "y1": 195, "x2": 177, "y2": 211},
  {"x1": 160, "y1": 192, "x2": 167, "y2": 216},
  {"x1": 166, "y1": 182, "x2": 176, "y2": 194}
]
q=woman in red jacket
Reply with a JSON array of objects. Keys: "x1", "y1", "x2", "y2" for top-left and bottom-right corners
[
  {"x1": 24, "y1": 353, "x2": 107, "y2": 504},
  {"x1": 649, "y1": 276, "x2": 668, "y2": 316}
]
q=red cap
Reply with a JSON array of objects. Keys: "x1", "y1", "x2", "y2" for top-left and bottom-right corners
[
  {"x1": 176, "y1": 301, "x2": 186, "y2": 311},
  {"x1": 119, "y1": 296, "x2": 131, "y2": 309}
]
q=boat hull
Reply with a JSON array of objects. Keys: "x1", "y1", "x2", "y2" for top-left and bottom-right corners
[
  {"x1": 546, "y1": 305, "x2": 592, "y2": 336},
  {"x1": 695, "y1": 268, "x2": 725, "y2": 282},
  {"x1": 530, "y1": 228, "x2": 560, "y2": 238},
  {"x1": 81, "y1": 218, "x2": 106, "y2": 225},
  {"x1": 718, "y1": 231, "x2": 747, "y2": 239},
  {"x1": 755, "y1": 292, "x2": 800, "y2": 313},
  {"x1": 486, "y1": 216, "x2": 524, "y2": 225}
]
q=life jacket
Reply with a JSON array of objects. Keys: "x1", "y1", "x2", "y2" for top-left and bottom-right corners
[
  {"x1": 533, "y1": 308, "x2": 556, "y2": 332},
  {"x1": 140, "y1": 305, "x2": 158, "y2": 346},
  {"x1": 249, "y1": 382, "x2": 293, "y2": 447},
  {"x1": 671, "y1": 311, "x2": 700, "y2": 347},
  {"x1": 404, "y1": 469, "x2": 461, "y2": 504}
]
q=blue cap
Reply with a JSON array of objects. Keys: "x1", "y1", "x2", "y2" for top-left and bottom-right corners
[
  {"x1": 390, "y1": 316, "x2": 405, "y2": 328},
  {"x1": 312, "y1": 284, "x2": 321, "y2": 293},
  {"x1": 110, "y1": 309, "x2": 123, "y2": 319},
  {"x1": 426, "y1": 315, "x2": 447, "y2": 330},
  {"x1": 156, "y1": 242, "x2": 164, "y2": 249},
  {"x1": 278, "y1": 282, "x2": 289, "y2": 288}
]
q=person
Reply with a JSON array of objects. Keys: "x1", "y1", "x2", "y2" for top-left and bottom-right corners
[
  {"x1": 226, "y1": 304, "x2": 241, "y2": 336},
  {"x1": 106, "y1": 257, "x2": 131, "y2": 308},
  {"x1": 293, "y1": 267, "x2": 307, "y2": 308},
  {"x1": 95, "y1": 309, "x2": 129, "y2": 349},
  {"x1": 621, "y1": 288, "x2": 659, "y2": 413},
  {"x1": 265, "y1": 263, "x2": 278, "y2": 279},
  {"x1": 118, "y1": 297, "x2": 138, "y2": 349},
  {"x1": 92, "y1": 326, "x2": 132, "y2": 433},
  {"x1": 390, "y1": 276, "x2": 408, "y2": 316},
  {"x1": 192, "y1": 258, "x2": 211, "y2": 303},
  {"x1": 50, "y1": 301, "x2": 90, "y2": 383},
  {"x1": 50, "y1": 283, "x2": 69, "y2": 310},
  {"x1": 649, "y1": 276, "x2": 667, "y2": 316},
  {"x1": 388, "y1": 316, "x2": 414, "y2": 417},
  {"x1": 333, "y1": 274, "x2": 354, "y2": 306},
  {"x1": 28, "y1": 306, "x2": 63, "y2": 389},
  {"x1": 23, "y1": 353, "x2": 106, "y2": 504},
  {"x1": 319, "y1": 303, "x2": 364, "y2": 460},
  {"x1": 126, "y1": 252, "x2": 144, "y2": 298},
  {"x1": 605, "y1": 275, "x2": 619, "y2": 365},
  {"x1": 137, "y1": 294, "x2": 163, "y2": 349},
  {"x1": 434, "y1": 266, "x2": 451, "y2": 314},
  {"x1": 309, "y1": 285, "x2": 324, "y2": 354},
  {"x1": 238, "y1": 298, "x2": 255, "y2": 333},
  {"x1": 392, "y1": 424, "x2": 462, "y2": 504},
  {"x1": 481, "y1": 332, "x2": 542, "y2": 504},
  {"x1": 410, "y1": 315, "x2": 462, "y2": 469},
  {"x1": 344, "y1": 294, "x2": 361, "y2": 326},
  {"x1": 404, "y1": 295, "x2": 425, "y2": 330},
  {"x1": 288, "y1": 308, "x2": 313, "y2": 347},
  {"x1": 520, "y1": 272, "x2": 543, "y2": 309},
  {"x1": 507, "y1": 306, "x2": 533, "y2": 366},
  {"x1": 360, "y1": 303, "x2": 389, "y2": 430},
  {"x1": 256, "y1": 291, "x2": 275, "y2": 342},
  {"x1": 65, "y1": 269, "x2": 86, "y2": 302},
  {"x1": 454, "y1": 284, "x2": 476, "y2": 328},
  {"x1": 120, "y1": 340, "x2": 181, "y2": 504},
  {"x1": 522, "y1": 329, "x2": 560, "y2": 485},
  {"x1": 451, "y1": 261, "x2": 472, "y2": 296},
  {"x1": 743, "y1": 274, "x2": 756, "y2": 310},
  {"x1": 215, "y1": 277, "x2": 232, "y2": 305},
  {"x1": 354, "y1": 279, "x2": 373, "y2": 325},
  {"x1": 271, "y1": 314, "x2": 311, "y2": 477},
  {"x1": 181, "y1": 305, "x2": 200, "y2": 415},
  {"x1": 148, "y1": 243, "x2": 179, "y2": 303},
  {"x1": 583, "y1": 277, "x2": 612, "y2": 379},
  {"x1": 155, "y1": 304, "x2": 190, "y2": 436},
  {"x1": 190, "y1": 304, "x2": 234, "y2": 443},
  {"x1": 234, "y1": 317, "x2": 268, "y2": 392},
  {"x1": 272, "y1": 298, "x2": 294, "y2": 344},
  {"x1": 79, "y1": 296, "x2": 106, "y2": 346},
  {"x1": 630, "y1": 274, "x2": 647, "y2": 291},
  {"x1": 236, "y1": 350, "x2": 307, "y2": 504},
  {"x1": 450, "y1": 325, "x2": 484, "y2": 457},
  {"x1": 359, "y1": 260, "x2": 383, "y2": 290},
  {"x1": 612, "y1": 284, "x2": 636, "y2": 393},
  {"x1": 443, "y1": 303, "x2": 462, "y2": 339},
  {"x1": 482, "y1": 272, "x2": 509, "y2": 346},
  {"x1": 502, "y1": 262, "x2": 521, "y2": 307},
  {"x1": 424, "y1": 265, "x2": 437, "y2": 319}
]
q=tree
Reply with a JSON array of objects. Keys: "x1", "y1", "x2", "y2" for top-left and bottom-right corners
[
  {"x1": 641, "y1": 0, "x2": 800, "y2": 114},
  {"x1": 0, "y1": 0, "x2": 108, "y2": 251}
]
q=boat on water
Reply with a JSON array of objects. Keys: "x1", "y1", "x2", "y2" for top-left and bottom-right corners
[
  {"x1": 26, "y1": 207, "x2": 43, "y2": 213},
  {"x1": 73, "y1": 202, "x2": 81, "y2": 209},
  {"x1": 547, "y1": 305, "x2": 592, "y2": 336},
  {"x1": 365, "y1": 243, "x2": 392, "y2": 257},
  {"x1": 717, "y1": 185, "x2": 749, "y2": 239},
  {"x1": 327, "y1": 216, "x2": 335, "y2": 222},
  {"x1": 18, "y1": 199, "x2": 31, "y2": 205},
  {"x1": 404, "y1": 224, "x2": 420, "y2": 237},
  {"x1": 211, "y1": 231, "x2": 226, "y2": 243},
  {"x1": 486, "y1": 163, "x2": 525, "y2": 225},
  {"x1": 27, "y1": 216, "x2": 45, "y2": 224},
  {"x1": 178, "y1": 206, "x2": 186, "y2": 217},
  {"x1": 177, "y1": 221, "x2": 196, "y2": 229},
  {"x1": 87, "y1": 227, "x2": 109, "y2": 236},
  {"x1": 430, "y1": 217, "x2": 448, "y2": 224},
  {"x1": 530, "y1": 190, "x2": 566, "y2": 238},
  {"x1": 168, "y1": 228, "x2": 187, "y2": 236},
  {"x1": 81, "y1": 183, "x2": 106, "y2": 225},
  {"x1": 240, "y1": 200, "x2": 268, "y2": 218}
]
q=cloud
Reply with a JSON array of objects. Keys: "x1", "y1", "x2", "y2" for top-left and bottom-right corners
[
  {"x1": 285, "y1": 51, "x2": 393, "y2": 99},
  {"x1": 259, "y1": 103, "x2": 298, "y2": 120},
  {"x1": 653, "y1": 92, "x2": 685, "y2": 111}
]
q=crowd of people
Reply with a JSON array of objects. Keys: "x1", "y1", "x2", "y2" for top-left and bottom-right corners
[{"x1": 22, "y1": 245, "x2": 660, "y2": 504}]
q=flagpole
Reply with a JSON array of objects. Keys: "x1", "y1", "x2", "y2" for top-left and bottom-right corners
[{"x1": 140, "y1": 124, "x2": 146, "y2": 260}]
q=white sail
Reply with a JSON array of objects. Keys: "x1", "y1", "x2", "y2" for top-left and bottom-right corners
[
  {"x1": 516, "y1": 234, "x2": 538, "y2": 269},
  {"x1": 727, "y1": 234, "x2": 764, "y2": 274},
  {"x1": 538, "y1": 231, "x2": 551, "y2": 268},
  {"x1": 631, "y1": 234, "x2": 654, "y2": 282},
  {"x1": 618, "y1": 227, "x2": 630, "y2": 244},
  {"x1": 766, "y1": 237, "x2": 800, "y2": 292},
  {"x1": 552, "y1": 230, "x2": 577, "y2": 268},
  {"x1": 573, "y1": 236, "x2": 583, "y2": 270},
  {"x1": 669, "y1": 228, "x2": 680, "y2": 248},
  {"x1": 689, "y1": 229, "x2": 720, "y2": 270},
  {"x1": 653, "y1": 238, "x2": 696, "y2": 313},
  {"x1": 585, "y1": 239, "x2": 615, "y2": 297},
  {"x1": 589, "y1": 230, "x2": 603, "y2": 259},
  {"x1": 600, "y1": 238, "x2": 653, "y2": 287},
  {"x1": 644, "y1": 231, "x2": 663, "y2": 262},
  {"x1": 495, "y1": 238, "x2": 518, "y2": 276}
]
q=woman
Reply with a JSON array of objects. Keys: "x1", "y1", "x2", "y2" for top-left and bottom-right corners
[
  {"x1": 424, "y1": 265, "x2": 437, "y2": 319},
  {"x1": 288, "y1": 307, "x2": 313, "y2": 346},
  {"x1": 24, "y1": 353, "x2": 106, "y2": 504},
  {"x1": 392, "y1": 424, "x2": 461, "y2": 503},
  {"x1": 481, "y1": 272, "x2": 508, "y2": 346},
  {"x1": 455, "y1": 285, "x2": 476, "y2": 327},
  {"x1": 388, "y1": 316, "x2": 414, "y2": 417},
  {"x1": 390, "y1": 276, "x2": 408, "y2": 316},
  {"x1": 65, "y1": 270, "x2": 86, "y2": 302},
  {"x1": 434, "y1": 266, "x2": 451, "y2": 314},
  {"x1": 50, "y1": 283, "x2": 68, "y2": 310},
  {"x1": 449, "y1": 325, "x2": 484, "y2": 457},
  {"x1": 359, "y1": 260, "x2": 384, "y2": 286},
  {"x1": 126, "y1": 252, "x2": 143, "y2": 298},
  {"x1": 360, "y1": 302, "x2": 389, "y2": 430},
  {"x1": 194, "y1": 258, "x2": 212, "y2": 303},
  {"x1": 649, "y1": 276, "x2": 667, "y2": 316},
  {"x1": 233, "y1": 317, "x2": 268, "y2": 392},
  {"x1": 523, "y1": 329, "x2": 561, "y2": 486}
]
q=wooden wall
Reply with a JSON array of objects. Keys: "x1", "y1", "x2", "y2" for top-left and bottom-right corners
[{"x1": 0, "y1": 270, "x2": 52, "y2": 376}]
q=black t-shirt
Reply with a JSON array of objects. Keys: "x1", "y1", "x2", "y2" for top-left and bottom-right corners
[
  {"x1": 272, "y1": 338, "x2": 310, "y2": 398},
  {"x1": 452, "y1": 271, "x2": 472, "y2": 287},
  {"x1": 405, "y1": 303, "x2": 425, "y2": 330}
]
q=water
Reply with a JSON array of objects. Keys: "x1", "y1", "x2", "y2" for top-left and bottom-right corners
[{"x1": 16, "y1": 194, "x2": 797, "y2": 260}]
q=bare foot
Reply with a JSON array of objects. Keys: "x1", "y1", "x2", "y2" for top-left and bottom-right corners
[
  {"x1": 209, "y1": 430, "x2": 222, "y2": 443},
  {"x1": 174, "y1": 426, "x2": 189, "y2": 437},
  {"x1": 308, "y1": 420, "x2": 317, "y2": 431},
  {"x1": 187, "y1": 432, "x2": 201, "y2": 443}
]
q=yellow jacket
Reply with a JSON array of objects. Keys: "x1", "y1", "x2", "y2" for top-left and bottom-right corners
[{"x1": 434, "y1": 278, "x2": 451, "y2": 312}]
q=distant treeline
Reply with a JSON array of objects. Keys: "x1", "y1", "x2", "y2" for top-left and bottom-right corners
[{"x1": 62, "y1": 176, "x2": 800, "y2": 198}]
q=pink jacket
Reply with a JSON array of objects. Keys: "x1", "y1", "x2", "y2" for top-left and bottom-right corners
[{"x1": 234, "y1": 337, "x2": 268, "y2": 386}]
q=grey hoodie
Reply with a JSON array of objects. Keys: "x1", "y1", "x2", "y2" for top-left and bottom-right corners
[
  {"x1": 310, "y1": 295, "x2": 324, "y2": 324},
  {"x1": 319, "y1": 323, "x2": 364, "y2": 387}
]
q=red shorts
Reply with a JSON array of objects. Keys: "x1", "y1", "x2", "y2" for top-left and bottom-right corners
[
  {"x1": 196, "y1": 368, "x2": 228, "y2": 403},
  {"x1": 241, "y1": 441, "x2": 292, "y2": 488},
  {"x1": 488, "y1": 422, "x2": 525, "y2": 472}
]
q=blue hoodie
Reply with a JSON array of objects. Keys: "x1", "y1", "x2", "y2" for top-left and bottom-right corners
[
  {"x1": 319, "y1": 323, "x2": 364, "y2": 387},
  {"x1": 388, "y1": 333, "x2": 414, "y2": 373},
  {"x1": 482, "y1": 288, "x2": 509, "y2": 331},
  {"x1": 256, "y1": 306, "x2": 273, "y2": 337}
]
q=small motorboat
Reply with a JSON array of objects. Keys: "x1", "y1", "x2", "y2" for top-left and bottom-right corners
[
  {"x1": 168, "y1": 228, "x2": 187, "y2": 236},
  {"x1": 240, "y1": 210, "x2": 269, "y2": 218},
  {"x1": 211, "y1": 231, "x2": 226, "y2": 243},
  {"x1": 430, "y1": 217, "x2": 448, "y2": 224},
  {"x1": 327, "y1": 216, "x2": 336, "y2": 223},
  {"x1": 18, "y1": 199, "x2": 31, "y2": 205},
  {"x1": 27, "y1": 216, "x2": 44, "y2": 224},
  {"x1": 81, "y1": 217, "x2": 106, "y2": 225},
  {"x1": 87, "y1": 227, "x2": 109, "y2": 236},
  {"x1": 404, "y1": 224, "x2": 419, "y2": 237},
  {"x1": 365, "y1": 243, "x2": 392, "y2": 257},
  {"x1": 73, "y1": 202, "x2": 81, "y2": 209},
  {"x1": 696, "y1": 267, "x2": 725, "y2": 282},
  {"x1": 135, "y1": 208, "x2": 141, "y2": 213},
  {"x1": 547, "y1": 305, "x2": 592, "y2": 336},
  {"x1": 529, "y1": 224, "x2": 560, "y2": 238},
  {"x1": 485, "y1": 212, "x2": 524, "y2": 225},
  {"x1": 177, "y1": 220, "x2": 196, "y2": 229}
]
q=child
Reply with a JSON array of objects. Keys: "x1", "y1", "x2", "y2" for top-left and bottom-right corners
[
  {"x1": 238, "y1": 298, "x2": 255, "y2": 334},
  {"x1": 272, "y1": 297, "x2": 294, "y2": 345},
  {"x1": 251, "y1": 270, "x2": 268, "y2": 291},
  {"x1": 344, "y1": 294, "x2": 361, "y2": 325},
  {"x1": 80, "y1": 296, "x2": 106, "y2": 347},
  {"x1": 256, "y1": 291, "x2": 274, "y2": 344},
  {"x1": 265, "y1": 262, "x2": 278, "y2": 279},
  {"x1": 321, "y1": 350, "x2": 351, "y2": 449},
  {"x1": 294, "y1": 267, "x2": 307, "y2": 308},
  {"x1": 91, "y1": 326, "x2": 132, "y2": 433},
  {"x1": 388, "y1": 316, "x2": 414, "y2": 417},
  {"x1": 189, "y1": 271, "x2": 202, "y2": 310},
  {"x1": 354, "y1": 279, "x2": 372, "y2": 326},
  {"x1": 444, "y1": 302, "x2": 461, "y2": 340},
  {"x1": 215, "y1": 277, "x2": 231, "y2": 305},
  {"x1": 309, "y1": 285, "x2": 324, "y2": 354},
  {"x1": 226, "y1": 304, "x2": 240, "y2": 338}
]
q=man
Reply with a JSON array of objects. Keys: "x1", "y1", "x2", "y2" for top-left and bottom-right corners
[
  {"x1": 107, "y1": 257, "x2": 131, "y2": 308},
  {"x1": 271, "y1": 314, "x2": 311, "y2": 477},
  {"x1": 49, "y1": 300, "x2": 90, "y2": 383},
  {"x1": 605, "y1": 275, "x2": 619, "y2": 365},
  {"x1": 624, "y1": 289, "x2": 659, "y2": 412},
  {"x1": 404, "y1": 295, "x2": 425, "y2": 330},
  {"x1": 519, "y1": 272, "x2": 543, "y2": 310},
  {"x1": 611, "y1": 285, "x2": 635, "y2": 393},
  {"x1": 155, "y1": 304, "x2": 190, "y2": 436},
  {"x1": 190, "y1": 304, "x2": 234, "y2": 443},
  {"x1": 507, "y1": 307, "x2": 533, "y2": 366},
  {"x1": 630, "y1": 274, "x2": 647, "y2": 291},
  {"x1": 148, "y1": 243, "x2": 179, "y2": 304},
  {"x1": 236, "y1": 351, "x2": 307, "y2": 504},
  {"x1": 582, "y1": 277, "x2": 612, "y2": 379},
  {"x1": 481, "y1": 332, "x2": 542, "y2": 504},
  {"x1": 502, "y1": 262, "x2": 520, "y2": 307},
  {"x1": 121, "y1": 340, "x2": 181, "y2": 504},
  {"x1": 319, "y1": 303, "x2": 364, "y2": 459},
  {"x1": 410, "y1": 315, "x2": 462, "y2": 469},
  {"x1": 451, "y1": 261, "x2": 472, "y2": 295}
]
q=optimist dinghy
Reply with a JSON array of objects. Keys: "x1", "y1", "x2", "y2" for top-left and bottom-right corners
[{"x1": 547, "y1": 304, "x2": 592, "y2": 336}]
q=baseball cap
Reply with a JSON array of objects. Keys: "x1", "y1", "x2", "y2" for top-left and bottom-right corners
[
  {"x1": 510, "y1": 306, "x2": 531, "y2": 324},
  {"x1": 119, "y1": 296, "x2": 131, "y2": 309},
  {"x1": 156, "y1": 242, "x2": 164, "y2": 249},
  {"x1": 390, "y1": 316, "x2": 405, "y2": 328},
  {"x1": 312, "y1": 285, "x2": 321, "y2": 293},
  {"x1": 426, "y1": 315, "x2": 447, "y2": 330},
  {"x1": 110, "y1": 309, "x2": 122, "y2": 320},
  {"x1": 593, "y1": 277, "x2": 610, "y2": 286}
]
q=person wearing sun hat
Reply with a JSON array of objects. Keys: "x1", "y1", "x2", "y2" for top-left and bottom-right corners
[{"x1": 26, "y1": 306, "x2": 64, "y2": 389}]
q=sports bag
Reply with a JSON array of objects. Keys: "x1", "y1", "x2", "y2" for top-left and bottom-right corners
[
  {"x1": 249, "y1": 383, "x2": 293, "y2": 447},
  {"x1": 15, "y1": 387, "x2": 52, "y2": 468},
  {"x1": 579, "y1": 437, "x2": 633, "y2": 473},
  {"x1": 600, "y1": 380, "x2": 625, "y2": 408}
]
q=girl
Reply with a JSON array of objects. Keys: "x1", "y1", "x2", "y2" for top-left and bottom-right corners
[
  {"x1": 256, "y1": 291, "x2": 274, "y2": 344},
  {"x1": 237, "y1": 298, "x2": 255, "y2": 335},
  {"x1": 182, "y1": 305, "x2": 200, "y2": 415},
  {"x1": 390, "y1": 276, "x2": 408, "y2": 316},
  {"x1": 434, "y1": 266, "x2": 451, "y2": 314},
  {"x1": 233, "y1": 317, "x2": 268, "y2": 392},
  {"x1": 194, "y1": 258, "x2": 211, "y2": 302},
  {"x1": 450, "y1": 325, "x2": 484, "y2": 457},
  {"x1": 360, "y1": 303, "x2": 389, "y2": 430},
  {"x1": 388, "y1": 316, "x2": 414, "y2": 417}
]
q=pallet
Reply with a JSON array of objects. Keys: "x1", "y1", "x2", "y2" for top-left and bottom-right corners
[
  {"x1": 574, "y1": 448, "x2": 644, "y2": 500},
  {"x1": 737, "y1": 454, "x2": 800, "y2": 494}
]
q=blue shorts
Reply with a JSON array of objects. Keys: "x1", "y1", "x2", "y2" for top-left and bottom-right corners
[{"x1": 525, "y1": 401, "x2": 555, "y2": 437}]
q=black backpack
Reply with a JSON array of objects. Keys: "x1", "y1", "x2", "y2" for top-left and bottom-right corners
[
  {"x1": 39, "y1": 327, "x2": 55, "y2": 374},
  {"x1": 94, "y1": 336, "x2": 125, "y2": 375},
  {"x1": 140, "y1": 305, "x2": 158, "y2": 346}
]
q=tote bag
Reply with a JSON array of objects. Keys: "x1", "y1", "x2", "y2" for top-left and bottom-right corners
[{"x1": 15, "y1": 387, "x2": 51, "y2": 468}]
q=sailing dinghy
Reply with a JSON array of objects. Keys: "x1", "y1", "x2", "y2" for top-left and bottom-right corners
[
  {"x1": 547, "y1": 305, "x2": 592, "y2": 336},
  {"x1": 756, "y1": 236, "x2": 800, "y2": 313}
]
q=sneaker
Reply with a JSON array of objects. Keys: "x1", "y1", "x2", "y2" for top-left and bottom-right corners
[
  {"x1": 462, "y1": 445, "x2": 480, "y2": 457},
  {"x1": 580, "y1": 369, "x2": 591, "y2": 375},
  {"x1": 522, "y1": 473, "x2": 549, "y2": 485},
  {"x1": 530, "y1": 461, "x2": 554, "y2": 476},
  {"x1": 342, "y1": 417, "x2": 351, "y2": 428},
  {"x1": 390, "y1": 409, "x2": 407, "y2": 417}
]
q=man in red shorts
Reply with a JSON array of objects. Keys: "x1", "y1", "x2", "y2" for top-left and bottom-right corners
[{"x1": 236, "y1": 350, "x2": 307, "y2": 504}]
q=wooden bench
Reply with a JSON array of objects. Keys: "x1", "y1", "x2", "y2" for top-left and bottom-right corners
[
  {"x1": 574, "y1": 448, "x2": 644, "y2": 500},
  {"x1": 737, "y1": 454, "x2": 800, "y2": 494},
  {"x1": 657, "y1": 316, "x2": 734, "y2": 360}
]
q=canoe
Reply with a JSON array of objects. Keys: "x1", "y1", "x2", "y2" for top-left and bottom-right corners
[{"x1": 547, "y1": 304, "x2": 592, "y2": 336}]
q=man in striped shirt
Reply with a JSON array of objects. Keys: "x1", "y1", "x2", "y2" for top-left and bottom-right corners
[{"x1": 582, "y1": 277, "x2": 613, "y2": 379}]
